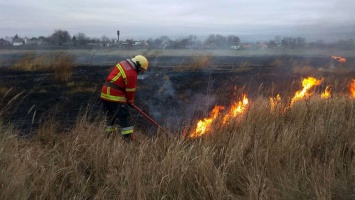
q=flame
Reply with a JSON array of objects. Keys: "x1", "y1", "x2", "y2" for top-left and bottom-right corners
[
  {"x1": 350, "y1": 79, "x2": 355, "y2": 98},
  {"x1": 189, "y1": 77, "x2": 355, "y2": 138},
  {"x1": 332, "y1": 56, "x2": 346, "y2": 63},
  {"x1": 270, "y1": 94, "x2": 281, "y2": 111},
  {"x1": 189, "y1": 94, "x2": 249, "y2": 138},
  {"x1": 189, "y1": 106, "x2": 224, "y2": 138},
  {"x1": 321, "y1": 86, "x2": 332, "y2": 99},
  {"x1": 290, "y1": 77, "x2": 323, "y2": 107},
  {"x1": 222, "y1": 94, "x2": 249, "y2": 123}
]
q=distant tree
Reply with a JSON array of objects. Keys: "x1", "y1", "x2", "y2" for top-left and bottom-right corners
[
  {"x1": 308, "y1": 39, "x2": 326, "y2": 49},
  {"x1": 72, "y1": 36, "x2": 77, "y2": 46},
  {"x1": 125, "y1": 39, "x2": 134, "y2": 47},
  {"x1": 336, "y1": 39, "x2": 355, "y2": 50},
  {"x1": 274, "y1": 36, "x2": 281, "y2": 43},
  {"x1": 0, "y1": 39, "x2": 11, "y2": 46},
  {"x1": 281, "y1": 37, "x2": 306, "y2": 48},
  {"x1": 101, "y1": 35, "x2": 110, "y2": 46},
  {"x1": 75, "y1": 32, "x2": 89, "y2": 46},
  {"x1": 204, "y1": 34, "x2": 216, "y2": 48},
  {"x1": 37, "y1": 36, "x2": 49, "y2": 45},
  {"x1": 204, "y1": 34, "x2": 239, "y2": 48},
  {"x1": 281, "y1": 37, "x2": 292, "y2": 48},
  {"x1": 295, "y1": 37, "x2": 306, "y2": 47},
  {"x1": 147, "y1": 36, "x2": 172, "y2": 48},
  {"x1": 38, "y1": 36, "x2": 47, "y2": 40},
  {"x1": 215, "y1": 34, "x2": 227, "y2": 47},
  {"x1": 49, "y1": 30, "x2": 71, "y2": 46},
  {"x1": 227, "y1": 35, "x2": 240, "y2": 46},
  {"x1": 101, "y1": 35, "x2": 110, "y2": 43},
  {"x1": 171, "y1": 35, "x2": 202, "y2": 48},
  {"x1": 268, "y1": 40, "x2": 277, "y2": 48},
  {"x1": 187, "y1": 35, "x2": 202, "y2": 47}
]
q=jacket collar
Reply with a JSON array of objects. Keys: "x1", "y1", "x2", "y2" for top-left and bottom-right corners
[{"x1": 126, "y1": 59, "x2": 137, "y2": 69}]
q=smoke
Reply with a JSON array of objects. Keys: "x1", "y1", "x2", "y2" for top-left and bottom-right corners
[
  {"x1": 150, "y1": 74, "x2": 176, "y2": 124},
  {"x1": 138, "y1": 70, "x2": 218, "y2": 131},
  {"x1": 137, "y1": 73, "x2": 147, "y2": 80}
]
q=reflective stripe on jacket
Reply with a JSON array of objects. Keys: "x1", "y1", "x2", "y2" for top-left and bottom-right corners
[{"x1": 100, "y1": 60, "x2": 138, "y2": 103}]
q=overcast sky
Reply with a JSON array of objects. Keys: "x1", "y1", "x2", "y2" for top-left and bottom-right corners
[{"x1": 1, "y1": 0, "x2": 354, "y2": 42}]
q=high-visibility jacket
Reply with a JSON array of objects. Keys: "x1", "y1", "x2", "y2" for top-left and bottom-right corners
[{"x1": 100, "y1": 60, "x2": 138, "y2": 104}]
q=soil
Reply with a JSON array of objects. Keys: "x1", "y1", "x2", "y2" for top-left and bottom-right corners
[{"x1": 1, "y1": 53, "x2": 354, "y2": 136}]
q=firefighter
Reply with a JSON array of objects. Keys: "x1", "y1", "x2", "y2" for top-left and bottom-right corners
[{"x1": 100, "y1": 55, "x2": 148, "y2": 142}]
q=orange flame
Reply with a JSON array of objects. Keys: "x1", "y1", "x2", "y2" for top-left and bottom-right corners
[
  {"x1": 321, "y1": 86, "x2": 332, "y2": 99},
  {"x1": 332, "y1": 56, "x2": 346, "y2": 63},
  {"x1": 350, "y1": 79, "x2": 355, "y2": 98},
  {"x1": 189, "y1": 106, "x2": 224, "y2": 138},
  {"x1": 290, "y1": 77, "x2": 323, "y2": 107},
  {"x1": 189, "y1": 94, "x2": 249, "y2": 138},
  {"x1": 222, "y1": 94, "x2": 249, "y2": 123},
  {"x1": 270, "y1": 94, "x2": 281, "y2": 111}
]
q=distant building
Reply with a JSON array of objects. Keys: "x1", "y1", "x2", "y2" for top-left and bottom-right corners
[
  {"x1": 0, "y1": 38, "x2": 11, "y2": 46},
  {"x1": 24, "y1": 38, "x2": 38, "y2": 45},
  {"x1": 12, "y1": 38, "x2": 25, "y2": 46},
  {"x1": 231, "y1": 45, "x2": 241, "y2": 50}
]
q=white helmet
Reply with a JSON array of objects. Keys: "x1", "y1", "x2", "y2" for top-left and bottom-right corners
[{"x1": 131, "y1": 55, "x2": 148, "y2": 71}]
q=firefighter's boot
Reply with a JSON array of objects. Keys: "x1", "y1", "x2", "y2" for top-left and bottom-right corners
[
  {"x1": 105, "y1": 125, "x2": 118, "y2": 138},
  {"x1": 121, "y1": 126, "x2": 134, "y2": 142},
  {"x1": 122, "y1": 133, "x2": 134, "y2": 142}
]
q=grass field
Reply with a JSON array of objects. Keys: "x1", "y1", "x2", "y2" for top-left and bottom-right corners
[
  {"x1": 1, "y1": 96, "x2": 354, "y2": 199},
  {"x1": 0, "y1": 49, "x2": 354, "y2": 199},
  {"x1": 1, "y1": 48, "x2": 354, "y2": 64}
]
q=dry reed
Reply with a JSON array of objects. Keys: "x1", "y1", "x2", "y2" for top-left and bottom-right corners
[
  {"x1": 174, "y1": 55, "x2": 212, "y2": 72},
  {"x1": 10, "y1": 52, "x2": 76, "y2": 81},
  {"x1": 1, "y1": 95, "x2": 354, "y2": 199}
]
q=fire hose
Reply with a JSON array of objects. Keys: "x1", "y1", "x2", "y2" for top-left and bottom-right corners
[{"x1": 131, "y1": 104, "x2": 165, "y2": 131}]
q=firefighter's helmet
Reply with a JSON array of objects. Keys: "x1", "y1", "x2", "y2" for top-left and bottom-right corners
[{"x1": 131, "y1": 55, "x2": 148, "y2": 71}]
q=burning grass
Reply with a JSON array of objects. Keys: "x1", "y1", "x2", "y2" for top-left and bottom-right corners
[
  {"x1": 10, "y1": 52, "x2": 76, "y2": 81},
  {"x1": 1, "y1": 94, "x2": 354, "y2": 199}
]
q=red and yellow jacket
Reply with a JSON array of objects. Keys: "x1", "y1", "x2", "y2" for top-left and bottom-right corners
[{"x1": 100, "y1": 60, "x2": 138, "y2": 104}]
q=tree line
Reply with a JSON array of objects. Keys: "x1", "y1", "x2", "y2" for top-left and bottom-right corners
[
  {"x1": 2, "y1": 29, "x2": 355, "y2": 50},
  {"x1": 30, "y1": 30, "x2": 242, "y2": 49}
]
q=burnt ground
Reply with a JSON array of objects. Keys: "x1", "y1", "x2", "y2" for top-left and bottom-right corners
[{"x1": 1, "y1": 55, "x2": 355, "y2": 136}]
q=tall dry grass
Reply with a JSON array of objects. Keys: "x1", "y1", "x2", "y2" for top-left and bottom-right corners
[
  {"x1": 174, "y1": 55, "x2": 212, "y2": 71},
  {"x1": 1, "y1": 95, "x2": 354, "y2": 199},
  {"x1": 10, "y1": 52, "x2": 76, "y2": 81}
]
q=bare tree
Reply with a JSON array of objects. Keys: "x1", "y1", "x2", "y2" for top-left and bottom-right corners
[
  {"x1": 75, "y1": 32, "x2": 89, "y2": 46},
  {"x1": 204, "y1": 34, "x2": 240, "y2": 48},
  {"x1": 49, "y1": 30, "x2": 71, "y2": 46},
  {"x1": 227, "y1": 35, "x2": 240, "y2": 46}
]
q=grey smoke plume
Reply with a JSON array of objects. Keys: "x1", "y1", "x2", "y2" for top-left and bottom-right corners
[{"x1": 142, "y1": 73, "x2": 217, "y2": 131}]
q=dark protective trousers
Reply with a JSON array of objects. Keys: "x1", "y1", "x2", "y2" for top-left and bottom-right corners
[{"x1": 102, "y1": 100, "x2": 130, "y2": 128}]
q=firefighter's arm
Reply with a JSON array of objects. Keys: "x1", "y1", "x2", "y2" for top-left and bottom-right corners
[{"x1": 125, "y1": 74, "x2": 137, "y2": 105}]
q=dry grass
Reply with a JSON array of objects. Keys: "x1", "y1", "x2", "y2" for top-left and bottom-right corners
[
  {"x1": 292, "y1": 65, "x2": 319, "y2": 76},
  {"x1": 174, "y1": 55, "x2": 212, "y2": 72},
  {"x1": 1, "y1": 94, "x2": 354, "y2": 199},
  {"x1": 66, "y1": 81, "x2": 98, "y2": 94},
  {"x1": 269, "y1": 58, "x2": 285, "y2": 67},
  {"x1": 10, "y1": 52, "x2": 76, "y2": 81},
  {"x1": 230, "y1": 61, "x2": 259, "y2": 73},
  {"x1": 0, "y1": 86, "x2": 11, "y2": 97}
]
